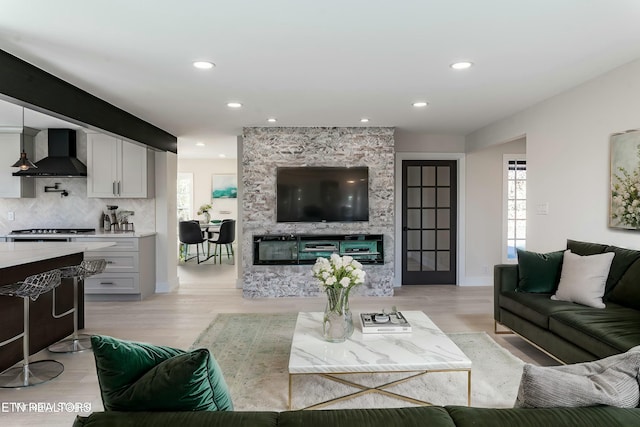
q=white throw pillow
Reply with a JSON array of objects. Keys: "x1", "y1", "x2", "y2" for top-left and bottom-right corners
[{"x1": 550, "y1": 249, "x2": 615, "y2": 308}]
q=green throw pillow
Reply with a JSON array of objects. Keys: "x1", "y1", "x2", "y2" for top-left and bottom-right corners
[
  {"x1": 516, "y1": 249, "x2": 564, "y2": 293},
  {"x1": 91, "y1": 335, "x2": 233, "y2": 412}
]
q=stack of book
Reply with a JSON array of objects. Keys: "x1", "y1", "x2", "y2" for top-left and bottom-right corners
[{"x1": 360, "y1": 311, "x2": 412, "y2": 334}]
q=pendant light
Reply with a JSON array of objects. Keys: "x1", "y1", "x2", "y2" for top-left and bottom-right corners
[{"x1": 11, "y1": 108, "x2": 37, "y2": 170}]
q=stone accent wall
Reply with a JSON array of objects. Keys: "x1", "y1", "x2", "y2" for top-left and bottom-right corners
[{"x1": 242, "y1": 127, "x2": 395, "y2": 297}]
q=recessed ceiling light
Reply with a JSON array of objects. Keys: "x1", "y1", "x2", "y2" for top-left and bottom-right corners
[
  {"x1": 267, "y1": 118, "x2": 277, "y2": 123},
  {"x1": 193, "y1": 61, "x2": 215, "y2": 69},
  {"x1": 195, "y1": 142, "x2": 205, "y2": 147},
  {"x1": 450, "y1": 61, "x2": 473, "y2": 70},
  {"x1": 218, "y1": 154, "x2": 226, "y2": 158},
  {"x1": 227, "y1": 102, "x2": 242, "y2": 108},
  {"x1": 412, "y1": 101, "x2": 428, "y2": 108},
  {"x1": 360, "y1": 118, "x2": 370, "y2": 123}
]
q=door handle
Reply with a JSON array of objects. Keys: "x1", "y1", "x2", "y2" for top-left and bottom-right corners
[{"x1": 112, "y1": 181, "x2": 116, "y2": 196}]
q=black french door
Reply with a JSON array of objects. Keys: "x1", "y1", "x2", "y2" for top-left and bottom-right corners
[{"x1": 402, "y1": 160, "x2": 457, "y2": 285}]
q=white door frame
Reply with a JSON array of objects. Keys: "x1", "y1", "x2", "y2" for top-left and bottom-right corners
[{"x1": 394, "y1": 152, "x2": 466, "y2": 286}]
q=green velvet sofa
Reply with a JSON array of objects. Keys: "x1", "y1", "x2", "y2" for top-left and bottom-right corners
[
  {"x1": 495, "y1": 240, "x2": 640, "y2": 364},
  {"x1": 73, "y1": 405, "x2": 640, "y2": 427}
]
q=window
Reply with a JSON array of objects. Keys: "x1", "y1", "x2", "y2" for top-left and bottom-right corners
[
  {"x1": 503, "y1": 156, "x2": 526, "y2": 262},
  {"x1": 177, "y1": 172, "x2": 193, "y2": 221}
]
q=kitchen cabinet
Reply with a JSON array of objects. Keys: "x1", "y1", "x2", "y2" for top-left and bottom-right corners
[
  {"x1": 73, "y1": 235, "x2": 156, "y2": 301},
  {"x1": 86, "y1": 133, "x2": 155, "y2": 198},
  {"x1": 0, "y1": 127, "x2": 37, "y2": 198}
]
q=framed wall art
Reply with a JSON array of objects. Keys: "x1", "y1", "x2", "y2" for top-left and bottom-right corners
[
  {"x1": 610, "y1": 129, "x2": 640, "y2": 230},
  {"x1": 212, "y1": 174, "x2": 238, "y2": 199}
]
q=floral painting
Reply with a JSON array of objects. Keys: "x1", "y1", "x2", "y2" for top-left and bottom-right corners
[
  {"x1": 610, "y1": 129, "x2": 640, "y2": 229},
  {"x1": 212, "y1": 174, "x2": 237, "y2": 199}
]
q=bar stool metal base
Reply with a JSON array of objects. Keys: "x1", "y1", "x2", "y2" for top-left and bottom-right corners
[
  {"x1": 0, "y1": 360, "x2": 64, "y2": 388},
  {"x1": 48, "y1": 334, "x2": 92, "y2": 353}
]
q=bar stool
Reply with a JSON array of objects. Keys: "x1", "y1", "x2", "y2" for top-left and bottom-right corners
[
  {"x1": 49, "y1": 259, "x2": 107, "y2": 353},
  {"x1": 0, "y1": 269, "x2": 64, "y2": 388}
]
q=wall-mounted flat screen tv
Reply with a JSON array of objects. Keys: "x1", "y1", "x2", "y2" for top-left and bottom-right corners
[{"x1": 276, "y1": 167, "x2": 369, "y2": 222}]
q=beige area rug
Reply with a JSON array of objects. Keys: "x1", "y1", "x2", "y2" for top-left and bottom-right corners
[{"x1": 191, "y1": 313, "x2": 524, "y2": 410}]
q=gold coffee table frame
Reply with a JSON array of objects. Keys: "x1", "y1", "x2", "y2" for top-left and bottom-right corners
[{"x1": 289, "y1": 367, "x2": 471, "y2": 410}]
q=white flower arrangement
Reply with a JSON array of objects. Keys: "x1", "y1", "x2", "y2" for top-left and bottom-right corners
[
  {"x1": 312, "y1": 254, "x2": 366, "y2": 292},
  {"x1": 197, "y1": 203, "x2": 212, "y2": 215}
]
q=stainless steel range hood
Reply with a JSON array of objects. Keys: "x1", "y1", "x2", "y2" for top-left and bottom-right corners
[{"x1": 13, "y1": 129, "x2": 87, "y2": 177}]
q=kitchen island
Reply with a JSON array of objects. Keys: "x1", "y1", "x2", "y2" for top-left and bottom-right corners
[
  {"x1": 2, "y1": 231, "x2": 158, "y2": 301},
  {"x1": 0, "y1": 241, "x2": 114, "y2": 372}
]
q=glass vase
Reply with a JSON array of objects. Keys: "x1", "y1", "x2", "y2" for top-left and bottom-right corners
[
  {"x1": 203, "y1": 212, "x2": 211, "y2": 223},
  {"x1": 323, "y1": 287, "x2": 354, "y2": 342}
]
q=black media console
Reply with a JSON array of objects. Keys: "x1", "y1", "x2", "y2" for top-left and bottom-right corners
[{"x1": 253, "y1": 234, "x2": 383, "y2": 265}]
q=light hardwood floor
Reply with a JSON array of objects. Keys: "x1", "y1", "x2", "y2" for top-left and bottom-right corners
[{"x1": 0, "y1": 263, "x2": 555, "y2": 426}]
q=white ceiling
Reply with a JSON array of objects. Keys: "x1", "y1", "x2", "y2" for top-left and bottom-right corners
[{"x1": 2, "y1": 1, "x2": 640, "y2": 158}]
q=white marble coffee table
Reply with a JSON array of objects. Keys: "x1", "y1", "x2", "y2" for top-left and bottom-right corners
[{"x1": 288, "y1": 311, "x2": 472, "y2": 410}]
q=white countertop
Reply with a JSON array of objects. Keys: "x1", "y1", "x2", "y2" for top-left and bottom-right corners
[
  {"x1": 73, "y1": 231, "x2": 156, "y2": 238},
  {"x1": 0, "y1": 241, "x2": 117, "y2": 269},
  {"x1": 288, "y1": 311, "x2": 472, "y2": 374},
  {"x1": 0, "y1": 231, "x2": 156, "y2": 239}
]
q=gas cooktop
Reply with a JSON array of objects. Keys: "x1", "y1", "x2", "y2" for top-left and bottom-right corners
[{"x1": 10, "y1": 228, "x2": 96, "y2": 235}]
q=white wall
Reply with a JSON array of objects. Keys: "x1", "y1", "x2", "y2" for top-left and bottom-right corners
[
  {"x1": 155, "y1": 151, "x2": 179, "y2": 293},
  {"x1": 395, "y1": 130, "x2": 466, "y2": 152},
  {"x1": 467, "y1": 57, "x2": 640, "y2": 252},
  {"x1": 465, "y1": 138, "x2": 526, "y2": 285},
  {"x1": 177, "y1": 158, "x2": 238, "y2": 222}
]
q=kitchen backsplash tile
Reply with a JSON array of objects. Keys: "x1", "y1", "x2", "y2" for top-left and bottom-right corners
[{"x1": 0, "y1": 176, "x2": 155, "y2": 234}]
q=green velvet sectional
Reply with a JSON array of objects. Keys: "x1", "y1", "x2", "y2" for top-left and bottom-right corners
[
  {"x1": 495, "y1": 240, "x2": 640, "y2": 364},
  {"x1": 73, "y1": 405, "x2": 640, "y2": 427}
]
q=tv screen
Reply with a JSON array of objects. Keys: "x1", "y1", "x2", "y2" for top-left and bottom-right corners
[{"x1": 277, "y1": 167, "x2": 369, "y2": 222}]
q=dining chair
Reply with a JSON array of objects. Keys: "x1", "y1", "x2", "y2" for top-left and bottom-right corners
[
  {"x1": 179, "y1": 220, "x2": 207, "y2": 263},
  {"x1": 207, "y1": 219, "x2": 236, "y2": 264}
]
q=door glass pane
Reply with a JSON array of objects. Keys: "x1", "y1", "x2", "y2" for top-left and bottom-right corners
[
  {"x1": 407, "y1": 166, "x2": 421, "y2": 186},
  {"x1": 407, "y1": 188, "x2": 421, "y2": 208},
  {"x1": 407, "y1": 230, "x2": 420, "y2": 250},
  {"x1": 507, "y1": 219, "x2": 515, "y2": 239},
  {"x1": 516, "y1": 220, "x2": 526, "y2": 238},
  {"x1": 407, "y1": 209, "x2": 420, "y2": 229},
  {"x1": 437, "y1": 251, "x2": 450, "y2": 271},
  {"x1": 437, "y1": 166, "x2": 450, "y2": 186},
  {"x1": 436, "y1": 209, "x2": 450, "y2": 228},
  {"x1": 422, "y1": 252, "x2": 435, "y2": 271},
  {"x1": 407, "y1": 252, "x2": 421, "y2": 271},
  {"x1": 508, "y1": 180, "x2": 515, "y2": 199},
  {"x1": 516, "y1": 180, "x2": 526, "y2": 199},
  {"x1": 422, "y1": 230, "x2": 435, "y2": 250},
  {"x1": 422, "y1": 166, "x2": 436, "y2": 186},
  {"x1": 422, "y1": 188, "x2": 435, "y2": 207},
  {"x1": 437, "y1": 188, "x2": 450, "y2": 207},
  {"x1": 507, "y1": 200, "x2": 516, "y2": 219},
  {"x1": 516, "y1": 200, "x2": 526, "y2": 219},
  {"x1": 422, "y1": 209, "x2": 435, "y2": 228},
  {"x1": 437, "y1": 230, "x2": 450, "y2": 250}
]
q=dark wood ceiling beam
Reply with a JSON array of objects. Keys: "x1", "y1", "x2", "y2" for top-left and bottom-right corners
[{"x1": 0, "y1": 49, "x2": 177, "y2": 153}]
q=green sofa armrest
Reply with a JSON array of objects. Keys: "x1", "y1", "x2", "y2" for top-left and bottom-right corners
[{"x1": 494, "y1": 264, "x2": 518, "y2": 322}]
